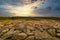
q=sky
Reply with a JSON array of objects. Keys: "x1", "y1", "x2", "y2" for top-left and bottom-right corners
[{"x1": 0, "y1": 0, "x2": 60, "y2": 17}]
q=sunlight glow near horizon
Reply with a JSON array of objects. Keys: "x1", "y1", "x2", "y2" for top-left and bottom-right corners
[
  {"x1": 3, "y1": 0, "x2": 43, "y2": 16},
  {"x1": 12, "y1": 5, "x2": 35, "y2": 16},
  {"x1": 11, "y1": 0, "x2": 42, "y2": 16}
]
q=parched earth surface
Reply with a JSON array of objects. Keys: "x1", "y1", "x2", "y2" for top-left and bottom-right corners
[{"x1": 0, "y1": 19, "x2": 60, "y2": 40}]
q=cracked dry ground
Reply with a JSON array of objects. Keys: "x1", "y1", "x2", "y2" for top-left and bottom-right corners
[{"x1": 0, "y1": 19, "x2": 60, "y2": 40}]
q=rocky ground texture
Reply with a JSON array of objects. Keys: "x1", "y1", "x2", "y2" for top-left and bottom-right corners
[{"x1": 0, "y1": 19, "x2": 60, "y2": 40}]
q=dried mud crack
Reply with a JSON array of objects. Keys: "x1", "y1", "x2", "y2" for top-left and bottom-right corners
[{"x1": 0, "y1": 19, "x2": 60, "y2": 40}]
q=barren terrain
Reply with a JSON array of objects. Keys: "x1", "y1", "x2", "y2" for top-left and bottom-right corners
[{"x1": 0, "y1": 17, "x2": 60, "y2": 40}]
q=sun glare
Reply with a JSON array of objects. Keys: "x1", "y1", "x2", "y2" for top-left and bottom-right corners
[
  {"x1": 11, "y1": 5, "x2": 35, "y2": 16},
  {"x1": 7, "y1": 0, "x2": 42, "y2": 17}
]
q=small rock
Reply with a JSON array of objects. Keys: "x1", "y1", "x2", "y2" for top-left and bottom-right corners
[
  {"x1": 2, "y1": 29, "x2": 9, "y2": 33},
  {"x1": 13, "y1": 33, "x2": 27, "y2": 40},
  {"x1": 27, "y1": 33, "x2": 34, "y2": 36},
  {"x1": 35, "y1": 30, "x2": 51, "y2": 39},
  {"x1": 25, "y1": 36, "x2": 34, "y2": 40},
  {"x1": 57, "y1": 29, "x2": 60, "y2": 33},
  {"x1": 47, "y1": 28, "x2": 56, "y2": 37},
  {"x1": 0, "y1": 38, "x2": 3, "y2": 40},
  {"x1": 42, "y1": 25, "x2": 49, "y2": 30},
  {"x1": 56, "y1": 33, "x2": 60, "y2": 37},
  {"x1": 18, "y1": 33, "x2": 27, "y2": 39}
]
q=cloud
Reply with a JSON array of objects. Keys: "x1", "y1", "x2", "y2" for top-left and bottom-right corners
[
  {"x1": 0, "y1": 0, "x2": 60, "y2": 17},
  {"x1": 0, "y1": 0, "x2": 23, "y2": 5}
]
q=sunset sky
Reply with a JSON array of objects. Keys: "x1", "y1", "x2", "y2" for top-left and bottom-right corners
[{"x1": 0, "y1": 0, "x2": 60, "y2": 17}]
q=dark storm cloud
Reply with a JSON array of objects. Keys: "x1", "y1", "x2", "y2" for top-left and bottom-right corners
[{"x1": 34, "y1": 0, "x2": 60, "y2": 17}]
